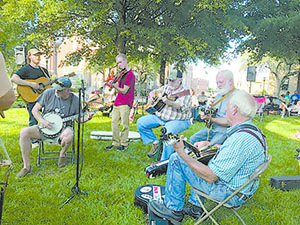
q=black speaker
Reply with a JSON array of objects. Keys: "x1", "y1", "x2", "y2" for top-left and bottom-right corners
[
  {"x1": 15, "y1": 45, "x2": 26, "y2": 65},
  {"x1": 247, "y1": 66, "x2": 256, "y2": 82}
]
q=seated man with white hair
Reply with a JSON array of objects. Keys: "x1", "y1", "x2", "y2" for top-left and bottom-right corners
[
  {"x1": 189, "y1": 69, "x2": 236, "y2": 146},
  {"x1": 148, "y1": 90, "x2": 267, "y2": 223}
]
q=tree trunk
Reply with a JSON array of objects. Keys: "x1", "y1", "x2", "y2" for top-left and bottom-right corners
[
  {"x1": 159, "y1": 59, "x2": 166, "y2": 86},
  {"x1": 297, "y1": 59, "x2": 300, "y2": 93}
]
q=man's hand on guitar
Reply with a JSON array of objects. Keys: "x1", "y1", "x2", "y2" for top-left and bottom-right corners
[
  {"x1": 200, "y1": 111, "x2": 208, "y2": 120},
  {"x1": 161, "y1": 96, "x2": 169, "y2": 104},
  {"x1": 112, "y1": 83, "x2": 118, "y2": 89},
  {"x1": 194, "y1": 141, "x2": 211, "y2": 149},
  {"x1": 40, "y1": 118, "x2": 53, "y2": 129},
  {"x1": 171, "y1": 135, "x2": 185, "y2": 156},
  {"x1": 29, "y1": 82, "x2": 40, "y2": 90}
]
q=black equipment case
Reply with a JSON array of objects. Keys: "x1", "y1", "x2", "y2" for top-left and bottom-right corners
[
  {"x1": 134, "y1": 184, "x2": 165, "y2": 214},
  {"x1": 270, "y1": 175, "x2": 300, "y2": 191},
  {"x1": 148, "y1": 208, "x2": 170, "y2": 225}
]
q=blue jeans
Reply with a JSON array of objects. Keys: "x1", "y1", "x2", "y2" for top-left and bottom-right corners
[
  {"x1": 164, "y1": 153, "x2": 246, "y2": 211},
  {"x1": 26, "y1": 102, "x2": 38, "y2": 126},
  {"x1": 189, "y1": 128, "x2": 226, "y2": 145},
  {"x1": 191, "y1": 107, "x2": 199, "y2": 120},
  {"x1": 136, "y1": 114, "x2": 191, "y2": 160}
]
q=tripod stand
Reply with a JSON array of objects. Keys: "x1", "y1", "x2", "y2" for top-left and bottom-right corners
[
  {"x1": 60, "y1": 80, "x2": 88, "y2": 209},
  {"x1": 154, "y1": 127, "x2": 168, "y2": 161}
]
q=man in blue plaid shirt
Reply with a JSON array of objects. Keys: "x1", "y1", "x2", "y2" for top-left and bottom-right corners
[{"x1": 149, "y1": 90, "x2": 267, "y2": 224}]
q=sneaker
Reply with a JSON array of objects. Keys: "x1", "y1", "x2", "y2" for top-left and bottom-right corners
[
  {"x1": 147, "y1": 143, "x2": 159, "y2": 158},
  {"x1": 16, "y1": 167, "x2": 31, "y2": 178},
  {"x1": 105, "y1": 145, "x2": 115, "y2": 150},
  {"x1": 31, "y1": 142, "x2": 39, "y2": 149},
  {"x1": 148, "y1": 200, "x2": 183, "y2": 225},
  {"x1": 117, "y1": 145, "x2": 128, "y2": 152},
  {"x1": 183, "y1": 204, "x2": 204, "y2": 220},
  {"x1": 58, "y1": 156, "x2": 68, "y2": 168}
]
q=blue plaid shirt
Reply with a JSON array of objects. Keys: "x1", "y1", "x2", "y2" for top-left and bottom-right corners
[{"x1": 208, "y1": 120, "x2": 267, "y2": 195}]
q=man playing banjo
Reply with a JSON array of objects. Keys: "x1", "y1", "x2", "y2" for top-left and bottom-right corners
[{"x1": 16, "y1": 77, "x2": 93, "y2": 177}]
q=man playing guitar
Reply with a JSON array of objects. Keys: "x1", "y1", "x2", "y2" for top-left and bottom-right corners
[
  {"x1": 137, "y1": 70, "x2": 192, "y2": 161},
  {"x1": 11, "y1": 48, "x2": 50, "y2": 126},
  {"x1": 189, "y1": 70, "x2": 236, "y2": 147},
  {"x1": 16, "y1": 77, "x2": 94, "y2": 177}
]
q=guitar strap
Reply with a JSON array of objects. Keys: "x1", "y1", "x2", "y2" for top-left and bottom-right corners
[
  {"x1": 170, "y1": 89, "x2": 190, "y2": 98},
  {"x1": 211, "y1": 88, "x2": 236, "y2": 108},
  {"x1": 39, "y1": 66, "x2": 51, "y2": 80}
]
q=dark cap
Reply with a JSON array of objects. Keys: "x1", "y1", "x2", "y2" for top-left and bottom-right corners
[
  {"x1": 52, "y1": 77, "x2": 72, "y2": 90},
  {"x1": 169, "y1": 70, "x2": 183, "y2": 81}
]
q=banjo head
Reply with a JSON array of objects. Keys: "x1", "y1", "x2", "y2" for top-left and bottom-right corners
[{"x1": 41, "y1": 113, "x2": 64, "y2": 136}]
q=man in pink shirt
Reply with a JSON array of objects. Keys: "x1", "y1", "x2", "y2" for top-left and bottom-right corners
[{"x1": 105, "y1": 53, "x2": 135, "y2": 151}]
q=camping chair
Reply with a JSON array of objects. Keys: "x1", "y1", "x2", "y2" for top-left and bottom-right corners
[
  {"x1": 37, "y1": 122, "x2": 76, "y2": 166},
  {"x1": 193, "y1": 154, "x2": 272, "y2": 225},
  {"x1": 253, "y1": 95, "x2": 267, "y2": 121}
]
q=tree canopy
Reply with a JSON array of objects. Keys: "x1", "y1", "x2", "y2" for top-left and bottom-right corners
[
  {"x1": 237, "y1": 0, "x2": 300, "y2": 63},
  {"x1": 1, "y1": 0, "x2": 246, "y2": 79}
]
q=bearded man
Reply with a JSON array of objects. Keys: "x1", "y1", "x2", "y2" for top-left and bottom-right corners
[{"x1": 189, "y1": 70, "x2": 236, "y2": 146}]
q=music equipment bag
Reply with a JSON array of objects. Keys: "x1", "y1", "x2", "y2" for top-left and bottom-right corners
[
  {"x1": 134, "y1": 184, "x2": 165, "y2": 214},
  {"x1": 270, "y1": 175, "x2": 300, "y2": 191},
  {"x1": 148, "y1": 208, "x2": 170, "y2": 225}
]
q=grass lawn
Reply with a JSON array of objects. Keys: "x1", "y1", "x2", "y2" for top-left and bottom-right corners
[{"x1": 0, "y1": 108, "x2": 300, "y2": 225}]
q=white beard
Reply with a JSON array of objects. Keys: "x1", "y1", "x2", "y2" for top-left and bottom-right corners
[{"x1": 216, "y1": 83, "x2": 232, "y2": 95}]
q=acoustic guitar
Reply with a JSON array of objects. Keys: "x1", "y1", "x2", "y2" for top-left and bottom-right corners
[{"x1": 17, "y1": 72, "x2": 76, "y2": 103}]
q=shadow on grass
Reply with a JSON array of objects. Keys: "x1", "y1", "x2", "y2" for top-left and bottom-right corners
[{"x1": 0, "y1": 110, "x2": 300, "y2": 224}]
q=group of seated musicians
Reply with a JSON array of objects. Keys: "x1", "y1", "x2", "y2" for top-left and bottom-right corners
[
  {"x1": 138, "y1": 70, "x2": 267, "y2": 222},
  {"x1": 1, "y1": 47, "x2": 267, "y2": 223}
]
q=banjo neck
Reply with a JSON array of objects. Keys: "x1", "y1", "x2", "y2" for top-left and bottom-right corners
[{"x1": 61, "y1": 107, "x2": 108, "y2": 123}]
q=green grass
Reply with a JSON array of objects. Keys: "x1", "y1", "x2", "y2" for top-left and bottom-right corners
[{"x1": 0, "y1": 108, "x2": 300, "y2": 224}]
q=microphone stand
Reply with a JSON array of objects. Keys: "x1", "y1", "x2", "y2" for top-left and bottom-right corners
[{"x1": 60, "y1": 80, "x2": 88, "y2": 209}]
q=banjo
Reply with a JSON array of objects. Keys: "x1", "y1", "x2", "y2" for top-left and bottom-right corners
[{"x1": 39, "y1": 106, "x2": 109, "y2": 139}]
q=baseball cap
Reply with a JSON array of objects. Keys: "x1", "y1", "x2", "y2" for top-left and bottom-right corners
[
  {"x1": 169, "y1": 70, "x2": 183, "y2": 81},
  {"x1": 28, "y1": 48, "x2": 42, "y2": 55},
  {"x1": 52, "y1": 77, "x2": 72, "y2": 90}
]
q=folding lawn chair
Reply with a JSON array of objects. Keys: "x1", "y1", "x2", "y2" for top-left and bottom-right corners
[
  {"x1": 253, "y1": 95, "x2": 267, "y2": 121},
  {"x1": 37, "y1": 120, "x2": 76, "y2": 166},
  {"x1": 193, "y1": 154, "x2": 272, "y2": 225}
]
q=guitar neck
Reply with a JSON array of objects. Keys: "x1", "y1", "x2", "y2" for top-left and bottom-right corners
[
  {"x1": 182, "y1": 140, "x2": 202, "y2": 157},
  {"x1": 62, "y1": 112, "x2": 88, "y2": 123},
  {"x1": 168, "y1": 133, "x2": 216, "y2": 158}
]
